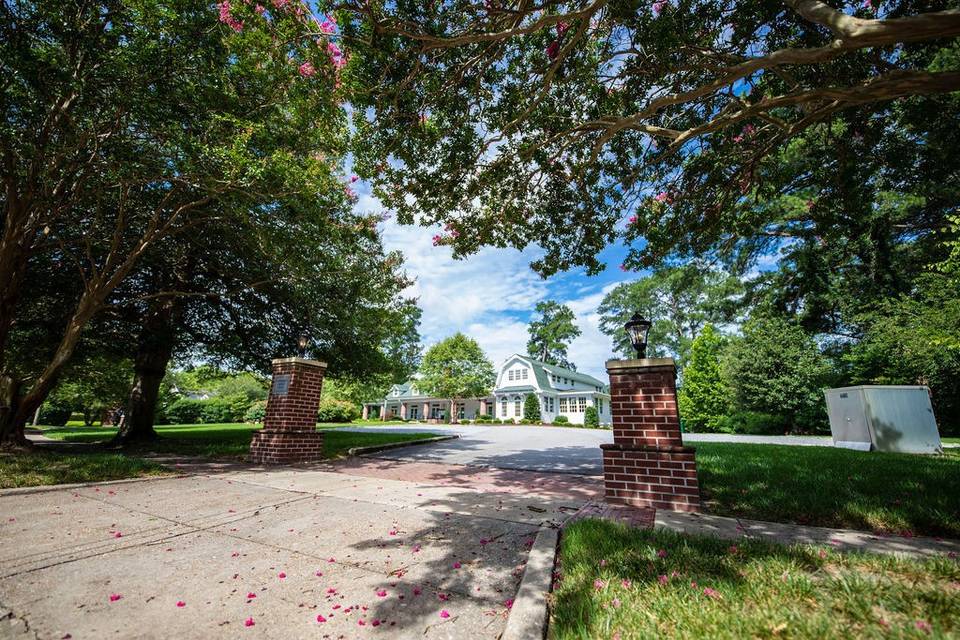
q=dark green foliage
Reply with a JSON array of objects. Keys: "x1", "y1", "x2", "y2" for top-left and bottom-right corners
[
  {"x1": 712, "y1": 411, "x2": 791, "y2": 436},
  {"x1": 552, "y1": 415, "x2": 570, "y2": 425},
  {"x1": 37, "y1": 402, "x2": 72, "y2": 427},
  {"x1": 723, "y1": 317, "x2": 834, "y2": 433},
  {"x1": 599, "y1": 266, "x2": 741, "y2": 363},
  {"x1": 523, "y1": 394, "x2": 542, "y2": 422},
  {"x1": 526, "y1": 301, "x2": 581, "y2": 370},
  {"x1": 583, "y1": 406, "x2": 599, "y2": 428}
]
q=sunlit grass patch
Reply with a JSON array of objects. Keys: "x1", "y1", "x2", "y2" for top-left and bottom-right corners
[
  {"x1": 695, "y1": 443, "x2": 960, "y2": 538},
  {"x1": 0, "y1": 451, "x2": 169, "y2": 489},
  {"x1": 551, "y1": 519, "x2": 960, "y2": 640}
]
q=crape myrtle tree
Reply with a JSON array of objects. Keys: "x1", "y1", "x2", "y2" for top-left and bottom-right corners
[
  {"x1": 526, "y1": 300, "x2": 581, "y2": 369},
  {"x1": 0, "y1": 0, "x2": 354, "y2": 445},
  {"x1": 108, "y1": 197, "x2": 420, "y2": 443},
  {"x1": 340, "y1": 0, "x2": 960, "y2": 276},
  {"x1": 417, "y1": 333, "x2": 495, "y2": 423}
]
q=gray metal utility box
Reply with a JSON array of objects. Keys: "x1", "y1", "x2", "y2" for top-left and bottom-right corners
[{"x1": 824, "y1": 385, "x2": 942, "y2": 454}]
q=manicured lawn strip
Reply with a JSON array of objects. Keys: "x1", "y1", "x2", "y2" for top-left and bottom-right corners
[
  {"x1": 695, "y1": 443, "x2": 960, "y2": 538},
  {"x1": 39, "y1": 423, "x2": 438, "y2": 459},
  {"x1": 0, "y1": 451, "x2": 168, "y2": 489},
  {"x1": 551, "y1": 519, "x2": 960, "y2": 640}
]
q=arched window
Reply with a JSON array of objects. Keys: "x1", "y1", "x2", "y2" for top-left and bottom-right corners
[
  {"x1": 500, "y1": 397, "x2": 507, "y2": 417},
  {"x1": 513, "y1": 395, "x2": 522, "y2": 416}
]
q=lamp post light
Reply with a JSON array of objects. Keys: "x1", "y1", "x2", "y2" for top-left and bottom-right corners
[
  {"x1": 624, "y1": 312, "x2": 652, "y2": 359},
  {"x1": 297, "y1": 333, "x2": 309, "y2": 359}
]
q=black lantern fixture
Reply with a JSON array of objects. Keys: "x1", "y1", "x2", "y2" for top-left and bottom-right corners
[
  {"x1": 624, "y1": 312, "x2": 653, "y2": 359},
  {"x1": 297, "y1": 333, "x2": 310, "y2": 359}
]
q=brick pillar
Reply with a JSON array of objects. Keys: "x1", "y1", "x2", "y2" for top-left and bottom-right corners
[
  {"x1": 601, "y1": 358, "x2": 700, "y2": 512},
  {"x1": 248, "y1": 358, "x2": 327, "y2": 465}
]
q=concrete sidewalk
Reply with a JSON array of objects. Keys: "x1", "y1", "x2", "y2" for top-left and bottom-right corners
[
  {"x1": 0, "y1": 463, "x2": 590, "y2": 639},
  {"x1": 655, "y1": 510, "x2": 960, "y2": 559}
]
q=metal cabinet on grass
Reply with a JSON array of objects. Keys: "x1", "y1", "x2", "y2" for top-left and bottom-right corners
[{"x1": 824, "y1": 385, "x2": 942, "y2": 454}]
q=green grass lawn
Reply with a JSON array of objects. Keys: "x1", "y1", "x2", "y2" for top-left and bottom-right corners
[
  {"x1": 4, "y1": 423, "x2": 438, "y2": 488},
  {"x1": 551, "y1": 519, "x2": 960, "y2": 640},
  {"x1": 695, "y1": 443, "x2": 960, "y2": 538},
  {"x1": 38, "y1": 423, "x2": 436, "y2": 458},
  {"x1": 0, "y1": 451, "x2": 169, "y2": 489}
]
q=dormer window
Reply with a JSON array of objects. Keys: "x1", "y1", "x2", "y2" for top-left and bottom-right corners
[{"x1": 521, "y1": 368, "x2": 528, "y2": 380}]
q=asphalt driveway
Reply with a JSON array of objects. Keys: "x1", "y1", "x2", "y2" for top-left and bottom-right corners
[{"x1": 347, "y1": 425, "x2": 836, "y2": 475}]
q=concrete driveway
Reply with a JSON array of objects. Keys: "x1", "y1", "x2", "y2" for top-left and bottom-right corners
[
  {"x1": 346, "y1": 425, "x2": 836, "y2": 475},
  {"x1": 0, "y1": 461, "x2": 586, "y2": 640}
]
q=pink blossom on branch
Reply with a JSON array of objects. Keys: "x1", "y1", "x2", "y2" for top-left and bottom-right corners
[
  {"x1": 298, "y1": 61, "x2": 316, "y2": 77},
  {"x1": 546, "y1": 40, "x2": 560, "y2": 60},
  {"x1": 653, "y1": 0, "x2": 667, "y2": 16}
]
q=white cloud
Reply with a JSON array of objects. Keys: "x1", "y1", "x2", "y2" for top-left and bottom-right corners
[
  {"x1": 355, "y1": 183, "x2": 626, "y2": 384},
  {"x1": 563, "y1": 282, "x2": 623, "y2": 382}
]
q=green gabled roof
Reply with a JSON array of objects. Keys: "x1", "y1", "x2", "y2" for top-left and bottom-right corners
[
  {"x1": 506, "y1": 354, "x2": 606, "y2": 389},
  {"x1": 495, "y1": 385, "x2": 537, "y2": 394},
  {"x1": 388, "y1": 379, "x2": 430, "y2": 399}
]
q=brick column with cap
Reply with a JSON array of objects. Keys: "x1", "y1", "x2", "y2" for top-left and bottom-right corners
[
  {"x1": 249, "y1": 357, "x2": 326, "y2": 465},
  {"x1": 601, "y1": 358, "x2": 700, "y2": 512}
]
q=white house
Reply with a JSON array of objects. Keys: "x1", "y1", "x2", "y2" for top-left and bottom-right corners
[
  {"x1": 493, "y1": 354, "x2": 611, "y2": 425},
  {"x1": 362, "y1": 353, "x2": 610, "y2": 426}
]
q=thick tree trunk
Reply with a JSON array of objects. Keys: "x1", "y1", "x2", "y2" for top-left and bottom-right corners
[
  {"x1": 0, "y1": 374, "x2": 29, "y2": 449},
  {"x1": 113, "y1": 298, "x2": 183, "y2": 444}
]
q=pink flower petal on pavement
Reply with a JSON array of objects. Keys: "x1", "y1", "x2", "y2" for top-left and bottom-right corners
[
  {"x1": 246, "y1": 592, "x2": 257, "y2": 599},
  {"x1": 413, "y1": 588, "x2": 422, "y2": 596},
  {"x1": 316, "y1": 615, "x2": 327, "y2": 623},
  {"x1": 114, "y1": 532, "x2": 122, "y2": 538},
  {"x1": 176, "y1": 601, "x2": 186, "y2": 607},
  {"x1": 278, "y1": 572, "x2": 286, "y2": 579},
  {"x1": 452, "y1": 562, "x2": 461, "y2": 569},
  {"x1": 244, "y1": 617, "x2": 255, "y2": 627},
  {"x1": 439, "y1": 610, "x2": 450, "y2": 619},
  {"x1": 376, "y1": 589, "x2": 387, "y2": 597},
  {"x1": 109, "y1": 593, "x2": 122, "y2": 602},
  {"x1": 438, "y1": 593, "x2": 449, "y2": 601}
]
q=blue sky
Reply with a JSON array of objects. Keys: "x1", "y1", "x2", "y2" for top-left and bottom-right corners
[{"x1": 353, "y1": 181, "x2": 634, "y2": 382}]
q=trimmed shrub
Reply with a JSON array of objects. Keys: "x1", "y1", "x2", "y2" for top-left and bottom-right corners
[
  {"x1": 164, "y1": 398, "x2": 204, "y2": 425},
  {"x1": 38, "y1": 401, "x2": 72, "y2": 426},
  {"x1": 553, "y1": 415, "x2": 570, "y2": 425},
  {"x1": 243, "y1": 399, "x2": 267, "y2": 423},
  {"x1": 583, "y1": 406, "x2": 600, "y2": 428},
  {"x1": 713, "y1": 411, "x2": 791, "y2": 435},
  {"x1": 523, "y1": 394, "x2": 541, "y2": 422},
  {"x1": 317, "y1": 398, "x2": 360, "y2": 423}
]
